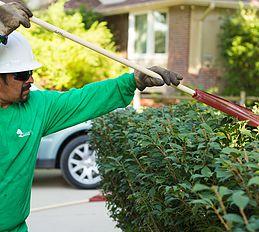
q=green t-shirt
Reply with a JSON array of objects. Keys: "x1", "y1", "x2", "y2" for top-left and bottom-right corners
[{"x1": 0, "y1": 73, "x2": 136, "y2": 232}]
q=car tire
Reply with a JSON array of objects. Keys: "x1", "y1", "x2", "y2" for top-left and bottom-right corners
[{"x1": 60, "y1": 135, "x2": 101, "y2": 189}]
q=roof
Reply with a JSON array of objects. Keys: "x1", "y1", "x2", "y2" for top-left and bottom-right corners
[
  {"x1": 65, "y1": 0, "x2": 101, "y2": 9},
  {"x1": 3, "y1": 0, "x2": 257, "y2": 15},
  {"x1": 2, "y1": 0, "x2": 55, "y2": 9},
  {"x1": 1, "y1": 0, "x2": 24, "y2": 3},
  {"x1": 67, "y1": 0, "x2": 258, "y2": 16}
]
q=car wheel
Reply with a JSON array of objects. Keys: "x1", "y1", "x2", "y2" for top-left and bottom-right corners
[{"x1": 60, "y1": 135, "x2": 101, "y2": 189}]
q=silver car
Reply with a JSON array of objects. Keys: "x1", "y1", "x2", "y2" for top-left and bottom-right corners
[
  {"x1": 36, "y1": 122, "x2": 101, "y2": 189},
  {"x1": 32, "y1": 86, "x2": 101, "y2": 189}
]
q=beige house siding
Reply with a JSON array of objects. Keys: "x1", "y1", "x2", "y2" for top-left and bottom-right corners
[
  {"x1": 189, "y1": 7, "x2": 226, "y2": 75},
  {"x1": 201, "y1": 9, "x2": 223, "y2": 68}
]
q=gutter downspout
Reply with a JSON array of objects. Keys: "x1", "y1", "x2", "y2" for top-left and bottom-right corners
[{"x1": 200, "y1": 1, "x2": 216, "y2": 21}]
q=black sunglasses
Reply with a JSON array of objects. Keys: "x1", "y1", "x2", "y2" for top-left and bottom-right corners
[{"x1": 13, "y1": 70, "x2": 33, "y2": 81}]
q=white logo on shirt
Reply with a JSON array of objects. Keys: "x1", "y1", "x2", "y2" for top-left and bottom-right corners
[{"x1": 16, "y1": 129, "x2": 32, "y2": 138}]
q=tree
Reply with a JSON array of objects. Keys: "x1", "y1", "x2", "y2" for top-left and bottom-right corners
[
  {"x1": 219, "y1": 6, "x2": 259, "y2": 96},
  {"x1": 67, "y1": 6, "x2": 103, "y2": 30},
  {"x1": 19, "y1": 0, "x2": 128, "y2": 90}
]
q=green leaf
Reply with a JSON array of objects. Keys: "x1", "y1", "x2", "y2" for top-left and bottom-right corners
[
  {"x1": 179, "y1": 182, "x2": 191, "y2": 190},
  {"x1": 148, "y1": 187, "x2": 156, "y2": 198},
  {"x1": 209, "y1": 142, "x2": 221, "y2": 150},
  {"x1": 248, "y1": 176, "x2": 259, "y2": 186},
  {"x1": 232, "y1": 191, "x2": 249, "y2": 209},
  {"x1": 141, "y1": 141, "x2": 152, "y2": 147},
  {"x1": 223, "y1": 213, "x2": 243, "y2": 224},
  {"x1": 192, "y1": 184, "x2": 210, "y2": 192},
  {"x1": 165, "y1": 186, "x2": 171, "y2": 193},
  {"x1": 222, "y1": 147, "x2": 240, "y2": 155},
  {"x1": 219, "y1": 186, "x2": 232, "y2": 197},
  {"x1": 216, "y1": 170, "x2": 233, "y2": 179},
  {"x1": 247, "y1": 216, "x2": 259, "y2": 231},
  {"x1": 193, "y1": 165, "x2": 203, "y2": 171},
  {"x1": 191, "y1": 198, "x2": 212, "y2": 206},
  {"x1": 165, "y1": 156, "x2": 177, "y2": 162},
  {"x1": 198, "y1": 143, "x2": 206, "y2": 150},
  {"x1": 165, "y1": 196, "x2": 176, "y2": 205},
  {"x1": 201, "y1": 123, "x2": 213, "y2": 133},
  {"x1": 191, "y1": 174, "x2": 204, "y2": 180},
  {"x1": 201, "y1": 167, "x2": 212, "y2": 177},
  {"x1": 240, "y1": 127, "x2": 252, "y2": 137}
]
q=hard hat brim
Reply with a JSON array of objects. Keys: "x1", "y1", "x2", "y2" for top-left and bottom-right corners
[{"x1": 0, "y1": 61, "x2": 42, "y2": 73}]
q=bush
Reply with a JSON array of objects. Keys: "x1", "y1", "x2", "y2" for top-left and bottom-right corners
[
  {"x1": 90, "y1": 102, "x2": 259, "y2": 232},
  {"x1": 19, "y1": 0, "x2": 127, "y2": 90},
  {"x1": 219, "y1": 6, "x2": 259, "y2": 96}
]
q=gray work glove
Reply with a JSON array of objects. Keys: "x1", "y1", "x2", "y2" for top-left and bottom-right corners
[
  {"x1": 134, "y1": 66, "x2": 183, "y2": 91},
  {"x1": 0, "y1": 2, "x2": 33, "y2": 35}
]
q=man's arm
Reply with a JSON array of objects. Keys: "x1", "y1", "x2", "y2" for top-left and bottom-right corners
[
  {"x1": 39, "y1": 67, "x2": 183, "y2": 136},
  {"x1": 39, "y1": 73, "x2": 136, "y2": 136},
  {"x1": 0, "y1": 1, "x2": 32, "y2": 44}
]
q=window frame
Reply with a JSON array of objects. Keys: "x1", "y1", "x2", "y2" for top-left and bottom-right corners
[{"x1": 128, "y1": 10, "x2": 169, "y2": 60}]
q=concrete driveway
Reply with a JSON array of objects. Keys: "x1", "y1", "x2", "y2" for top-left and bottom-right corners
[{"x1": 26, "y1": 169, "x2": 121, "y2": 232}]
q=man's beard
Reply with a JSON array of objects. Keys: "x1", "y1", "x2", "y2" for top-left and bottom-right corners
[
  {"x1": 20, "y1": 94, "x2": 30, "y2": 103},
  {"x1": 19, "y1": 84, "x2": 31, "y2": 103}
]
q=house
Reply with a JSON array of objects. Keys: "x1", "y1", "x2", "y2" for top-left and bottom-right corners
[
  {"x1": 3, "y1": 0, "x2": 257, "y2": 96},
  {"x1": 66, "y1": 0, "x2": 258, "y2": 96}
]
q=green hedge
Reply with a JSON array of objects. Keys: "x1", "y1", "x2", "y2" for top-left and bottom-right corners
[{"x1": 90, "y1": 102, "x2": 259, "y2": 232}]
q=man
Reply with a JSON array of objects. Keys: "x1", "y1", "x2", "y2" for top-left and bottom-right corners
[{"x1": 0, "y1": 2, "x2": 183, "y2": 232}]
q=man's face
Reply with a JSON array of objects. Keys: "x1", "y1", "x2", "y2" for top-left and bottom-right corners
[{"x1": 0, "y1": 71, "x2": 34, "y2": 107}]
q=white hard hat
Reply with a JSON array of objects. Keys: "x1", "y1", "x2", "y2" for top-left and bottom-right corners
[{"x1": 0, "y1": 31, "x2": 41, "y2": 73}]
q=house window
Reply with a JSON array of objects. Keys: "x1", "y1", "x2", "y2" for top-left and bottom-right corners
[
  {"x1": 129, "y1": 11, "x2": 168, "y2": 58},
  {"x1": 134, "y1": 14, "x2": 147, "y2": 54},
  {"x1": 154, "y1": 11, "x2": 167, "y2": 53}
]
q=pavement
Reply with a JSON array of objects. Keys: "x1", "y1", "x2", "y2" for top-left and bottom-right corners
[{"x1": 26, "y1": 169, "x2": 121, "y2": 232}]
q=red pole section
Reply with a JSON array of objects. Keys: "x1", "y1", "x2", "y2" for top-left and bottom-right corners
[{"x1": 193, "y1": 90, "x2": 259, "y2": 127}]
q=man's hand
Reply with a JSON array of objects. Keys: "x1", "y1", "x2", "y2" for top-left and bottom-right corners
[
  {"x1": 0, "y1": 2, "x2": 33, "y2": 36},
  {"x1": 134, "y1": 66, "x2": 183, "y2": 91}
]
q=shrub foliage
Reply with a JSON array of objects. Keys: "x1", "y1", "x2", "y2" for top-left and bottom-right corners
[
  {"x1": 219, "y1": 7, "x2": 259, "y2": 96},
  {"x1": 90, "y1": 102, "x2": 259, "y2": 232}
]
